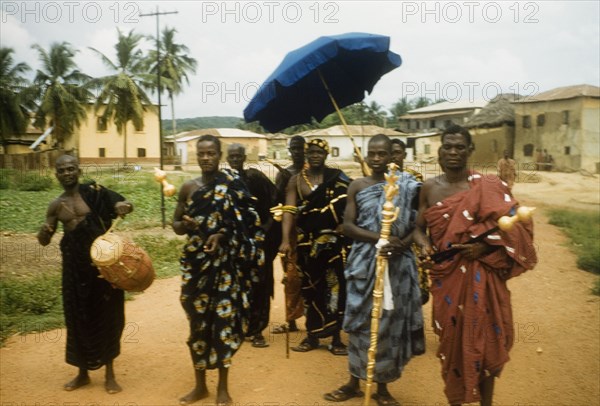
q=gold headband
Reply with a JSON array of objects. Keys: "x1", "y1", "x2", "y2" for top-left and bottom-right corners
[{"x1": 305, "y1": 139, "x2": 330, "y2": 154}]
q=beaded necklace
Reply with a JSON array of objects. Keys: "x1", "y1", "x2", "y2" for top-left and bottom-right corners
[{"x1": 301, "y1": 169, "x2": 322, "y2": 191}]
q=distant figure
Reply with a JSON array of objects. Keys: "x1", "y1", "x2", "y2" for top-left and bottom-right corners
[
  {"x1": 37, "y1": 155, "x2": 133, "y2": 394},
  {"x1": 535, "y1": 148, "x2": 544, "y2": 171},
  {"x1": 547, "y1": 154, "x2": 555, "y2": 171},
  {"x1": 172, "y1": 135, "x2": 264, "y2": 405},
  {"x1": 497, "y1": 150, "x2": 517, "y2": 190},
  {"x1": 226, "y1": 143, "x2": 281, "y2": 348}
]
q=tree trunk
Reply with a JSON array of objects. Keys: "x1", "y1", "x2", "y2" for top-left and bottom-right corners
[{"x1": 123, "y1": 125, "x2": 128, "y2": 166}]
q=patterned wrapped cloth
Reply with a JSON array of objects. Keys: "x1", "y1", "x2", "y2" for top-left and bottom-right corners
[
  {"x1": 343, "y1": 172, "x2": 425, "y2": 383},
  {"x1": 180, "y1": 169, "x2": 264, "y2": 370},
  {"x1": 424, "y1": 172, "x2": 537, "y2": 404},
  {"x1": 295, "y1": 167, "x2": 351, "y2": 338}
]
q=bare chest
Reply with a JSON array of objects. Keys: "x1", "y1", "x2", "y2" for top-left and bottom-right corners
[{"x1": 57, "y1": 194, "x2": 91, "y2": 231}]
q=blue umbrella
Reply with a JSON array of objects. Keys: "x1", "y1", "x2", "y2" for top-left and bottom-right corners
[{"x1": 243, "y1": 32, "x2": 401, "y2": 133}]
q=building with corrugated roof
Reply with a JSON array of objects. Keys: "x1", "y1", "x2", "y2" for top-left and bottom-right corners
[
  {"x1": 295, "y1": 125, "x2": 406, "y2": 161},
  {"x1": 398, "y1": 99, "x2": 487, "y2": 133},
  {"x1": 512, "y1": 84, "x2": 599, "y2": 172},
  {"x1": 174, "y1": 128, "x2": 267, "y2": 166}
]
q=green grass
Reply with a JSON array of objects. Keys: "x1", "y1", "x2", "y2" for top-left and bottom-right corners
[
  {"x1": 0, "y1": 169, "x2": 190, "y2": 343},
  {"x1": 547, "y1": 209, "x2": 600, "y2": 296},
  {"x1": 133, "y1": 234, "x2": 184, "y2": 279},
  {"x1": 0, "y1": 169, "x2": 185, "y2": 232},
  {"x1": 0, "y1": 269, "x2": 64, "y2": 342}
]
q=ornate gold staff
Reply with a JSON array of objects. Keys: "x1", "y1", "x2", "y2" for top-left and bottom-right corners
[{"x1": 364, "y1": 163, "x2": 399, "y2": 406}]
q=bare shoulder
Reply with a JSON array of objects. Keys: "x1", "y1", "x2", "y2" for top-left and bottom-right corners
[{"x1": 46, "y1": 196, "x2": 63, "y2": 214}]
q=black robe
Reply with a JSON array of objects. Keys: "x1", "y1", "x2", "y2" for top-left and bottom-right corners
[{"x1": 60, "y1": 182, "x2": 125, "y2": 370}]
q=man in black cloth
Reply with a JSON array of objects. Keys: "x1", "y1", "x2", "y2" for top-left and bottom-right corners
[
  {"x1": 37, "y1": 154, "x2": 133, "y2": 393},
  {"x1": 279, "y1": 138, "x2": 351, "y2": 355},
  {"x1": 226, "y1": 143, "x2": 281, "y2": 348},
  {"x1": 173, "y1": 135, "x2": 264, "y2": 405}
]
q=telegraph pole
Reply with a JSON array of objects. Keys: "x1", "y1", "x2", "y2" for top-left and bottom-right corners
[{"x1": 140, "y1": 6, "x2": 178, "y2": 228}]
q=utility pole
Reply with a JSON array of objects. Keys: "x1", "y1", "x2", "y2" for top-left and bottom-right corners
[{"x1": 140, "y1": 6, "x2": 178, "y2": 228}]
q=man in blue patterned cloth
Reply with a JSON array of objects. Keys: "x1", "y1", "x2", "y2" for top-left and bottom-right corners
[
  {"x1": 172, "y1": 134, "x2": 264, "y2": 406},
  {"x1": 324, "y1": 134, "x2": 425, "y2": 405}
]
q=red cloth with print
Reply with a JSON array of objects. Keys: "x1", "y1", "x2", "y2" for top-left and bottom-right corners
[{"x1": 424, "y1": 173, "x2": 537, "y2": 404}]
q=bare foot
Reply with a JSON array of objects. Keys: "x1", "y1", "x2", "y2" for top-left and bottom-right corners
[
  {"x1": 105, "y1": 378, "x2": 122, "y2": 394},
  {"x1": 216, "y1": 391, "x2": 232, "y2": 406},
  {"x1": 64, "y1": 374, "x2": 90, "y2": 391},
  {"x1": 179, "y1": 387, "x2": 209, "y2": 405}
]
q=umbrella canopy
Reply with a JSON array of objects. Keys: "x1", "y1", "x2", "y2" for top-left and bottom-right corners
[{"x1": 243, "y1": 32, "x2": 401, "y2": 133}]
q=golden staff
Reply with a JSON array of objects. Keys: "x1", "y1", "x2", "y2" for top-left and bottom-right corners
[{"x1": 364, "y1": 163, "x2": 399, "y2": 405}]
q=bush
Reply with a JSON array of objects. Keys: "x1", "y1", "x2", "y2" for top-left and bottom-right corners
[
  {"x1": 0, "y1": 272, "x2": 62, "y2": 315},
  {"x1": 15, "y1": 172, "x2": 54, "y2": 191}
]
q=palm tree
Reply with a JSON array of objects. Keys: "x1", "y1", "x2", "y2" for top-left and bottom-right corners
[
  {"x1": 390, "y1": 97, "x2": 413, "y2": 127},
  {"x1": 146, "y1": 27, "x2": 197, "y2": 136},
  {"x1": 0, "y1": 48, "x2": 31, "y2": 144},
  {"x1": 90, "y1": 29, "x2": 153, "y2": 164},
  {"x1": 30, "y1": 42, "x2": 92, "y2": 149}
]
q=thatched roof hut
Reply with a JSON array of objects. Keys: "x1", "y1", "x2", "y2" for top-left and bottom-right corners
[{"x1": 466, "y1": 94, "x2": 521, "y2": 129}]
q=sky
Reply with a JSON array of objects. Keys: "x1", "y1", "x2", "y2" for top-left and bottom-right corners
[{"x1": 2, "y1": 0, "x2": 599, "y2": 122}]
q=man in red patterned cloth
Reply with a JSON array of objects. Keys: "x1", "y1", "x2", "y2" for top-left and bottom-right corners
[{"x1": 414, "y1": 125, "x2": 537, "y2": 406}]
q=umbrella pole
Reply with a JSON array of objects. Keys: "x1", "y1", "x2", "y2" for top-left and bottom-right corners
[
  {"x1": 364, "y1": 164, "x2": 399, "y2": 406},
  {"x1": 317, "y1": 70, "x2": 371, "y2": 176}
]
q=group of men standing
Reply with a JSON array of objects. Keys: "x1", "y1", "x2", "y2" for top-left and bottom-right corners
[{"x1": 38, "y1": 125, "x2": 536, "y2": 406}]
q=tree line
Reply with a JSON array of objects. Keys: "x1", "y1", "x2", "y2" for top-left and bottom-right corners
[{"x1": 0, "y1": 27, "x2": 197, "y2": 162}]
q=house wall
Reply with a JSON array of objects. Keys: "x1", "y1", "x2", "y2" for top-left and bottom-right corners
[
  {"x1": 73, "y1": 106, "x2": 160, "y2": 165},
  {"x1": 514, "y1": 97, "x2": 600, "y2": 172},
  {"x1": 413, "y1": 135, "x2": 442, "y2": 163},
  {"x1": 470, "y1": 125, "x2": 514, "y2": 168}
]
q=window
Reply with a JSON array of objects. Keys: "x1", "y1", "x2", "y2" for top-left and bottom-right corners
[
  {"x1": 523, "y1": 115, "x2": 531, "y2": 128},
  {"x1": 137, "y1": 148, "x2": 146, "y2": 158},
  {"x1": 134, "y1": 122, "x2": 144, "y2": 132},
  {"x1": 537, "y1": 114, "x2": 545, "y2": 126},
  {"x1": 564, "y1": 146, "x2": 570, "y2": 155},
  {"x1": 331, "y1": 147, "x2": 339, "y2": 157},
  {"x1": 430, "y1": 120, "x2": 436, "y2": 128},
  {"x1": 96, "y1": 117, "x2": 107, "y2": 132},
  {"x1": 424, "y1": 144, "x2": 431, "y2": 154},
  {"x1": 523, "y1": 143, "x2": 534, "y2": 157},
  {"x1": 99, "y1": 148, "x2": 105, "y2": 157},
  {"x1": 416, "y1": 121, "x2": 421, "y2": 130},
  {"x1": 562, "y1": 110, "x2": 570, "y2": 125}
]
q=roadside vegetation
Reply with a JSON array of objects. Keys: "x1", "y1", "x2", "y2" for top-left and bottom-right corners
[{"x1": 547, "y1": 208, "x2": 600, "y2": 295}]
